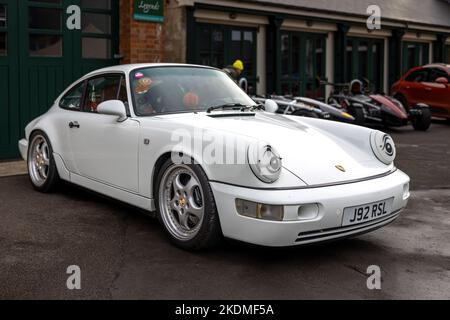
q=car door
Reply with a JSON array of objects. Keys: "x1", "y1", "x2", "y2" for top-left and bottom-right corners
[
  {"x1": 402, "y1": 69, "x2": 430, "y2": 107},
  {"x1": 422, "y1": 68, "x2": 450, "y2": 116},
  {"x1": 66, "y1": 73, "x2": 140, "y2": 193}
]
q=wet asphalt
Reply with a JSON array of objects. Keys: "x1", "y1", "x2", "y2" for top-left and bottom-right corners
[{"x1": 0, "y1": 120, "x2": 449, "y2": 299}]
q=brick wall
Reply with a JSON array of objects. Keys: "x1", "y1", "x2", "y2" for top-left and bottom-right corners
[{"x1": 119, "y1": 0, "x2": 165, "y2": 64}]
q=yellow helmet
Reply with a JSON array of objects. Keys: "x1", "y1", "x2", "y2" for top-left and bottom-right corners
[{"x1": 233, "y1": 59, "x2": 244, "y2": 71}]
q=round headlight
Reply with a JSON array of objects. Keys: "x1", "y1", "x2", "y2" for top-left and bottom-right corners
[
  {"x1": 248, "y1": 142, "x2": 282, "y2": 183},
  {"x1": 370, "y1": 131, "x2": 396, "y2": 165}
]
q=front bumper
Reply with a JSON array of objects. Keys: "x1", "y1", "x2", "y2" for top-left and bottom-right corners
[
  {"x1": 211, "y1": 169, "x2": 410, "y2": 247},
  {"x1": 18, "y1": 139, "x2": 28, "y2": 161}
]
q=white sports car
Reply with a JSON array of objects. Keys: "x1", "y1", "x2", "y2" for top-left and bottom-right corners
[{"x1": 19, "y1": 64, "x2": 410, "y2": 250}]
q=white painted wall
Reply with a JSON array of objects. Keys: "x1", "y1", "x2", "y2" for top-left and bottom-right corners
[
  {"x1": 256, "y1": 26, "x2": 266, "y2": 95},
  {"x1": 252, "y1": 0, "x2": 450, "y2": 28}
]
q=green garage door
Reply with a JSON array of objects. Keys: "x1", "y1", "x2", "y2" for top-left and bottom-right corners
[
  {"x1": 194, "y1": 23, "x2": 258, "y2": 95},
  {"x1": 0, "y1": 0, "x2": 119, "y2": 159},
  {"x1": 402, "y1": 42, "x2": 429, "y2": 74},
  {"x1": 346, "y1": 37, "x2": 384, "y2": 93},
  {"x1": 0, "y1": 0, "x2": 20, "y2": 159}
]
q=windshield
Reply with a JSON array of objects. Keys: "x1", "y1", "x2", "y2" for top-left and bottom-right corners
[{"x1": 130, "y1": 66, "x2": 256, "y2": 116}]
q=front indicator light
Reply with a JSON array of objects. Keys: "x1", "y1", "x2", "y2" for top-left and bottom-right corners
[
  {"x1": 235, "y1": 199, "x2": 284, "y2": 221},
  {"x1": 298, "y1": 204, "x2": 320, "y2": 220}
]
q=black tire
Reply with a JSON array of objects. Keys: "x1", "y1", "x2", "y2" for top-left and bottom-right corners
[
  {"x1": 27, "y1": 130, "x2": 60, "y2": 193},
  {"x1": 155, "y1": 158, "x2": 222, "y2": 250},
  {"x1": 292, "y1": 109, "x2": 319, "y2": 118},
  {"x1": 348, "y1": 105, "x2": 365, "y2": 126},
  {"x1": 411, "y1": 108, "x2": 432, "y2": 131}
]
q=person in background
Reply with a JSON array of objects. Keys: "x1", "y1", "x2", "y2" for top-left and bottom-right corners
[{"x1": 223, "y1": 59, "x2": 244, "y2": 83}]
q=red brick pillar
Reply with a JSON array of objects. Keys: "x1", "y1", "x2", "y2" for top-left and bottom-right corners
[{"x1": 119, "y1": 0, "x2": 165, "y2": 64}]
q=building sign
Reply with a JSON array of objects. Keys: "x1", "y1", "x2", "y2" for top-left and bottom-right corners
[{"x1": 133, "y1": 0, "x2": 164, "y2": 23}]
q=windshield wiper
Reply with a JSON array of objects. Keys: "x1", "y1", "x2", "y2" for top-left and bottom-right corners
[{"x1": 206, "y1": 103, "x2": 260, "y2": 113}]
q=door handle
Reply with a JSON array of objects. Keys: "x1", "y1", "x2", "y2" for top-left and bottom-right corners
[{"x1": 69, "y1": 121, "x2": 80, "y2": 129}]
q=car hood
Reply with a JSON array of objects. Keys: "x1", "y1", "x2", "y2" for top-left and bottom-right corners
[{"x1": 143, "y1": 112, "x2": 392, "y2": 186}]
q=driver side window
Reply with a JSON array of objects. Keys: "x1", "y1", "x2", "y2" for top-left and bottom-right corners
[{"x1": 83, "y1": 74, "x2": 128, "y2": 113}]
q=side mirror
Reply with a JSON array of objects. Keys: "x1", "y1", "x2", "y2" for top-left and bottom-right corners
[
  {"x1": 97, "y1": 100, "x2": 127, "y2": 122},
  {"x1": 265, "y1": 99, "x2": 279, "y2": 113},
  {"x1": 435, "y1": 77, "x2": 449, "y2": 85}
]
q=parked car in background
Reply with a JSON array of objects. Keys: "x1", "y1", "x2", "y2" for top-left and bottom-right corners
[{"x1": 391, "y1": 64, "x2": 450, "y2": 121}]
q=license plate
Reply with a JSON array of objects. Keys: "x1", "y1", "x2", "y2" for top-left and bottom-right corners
[{"x1": 342, "y1": 198, "x2": 394, "y2": 227}]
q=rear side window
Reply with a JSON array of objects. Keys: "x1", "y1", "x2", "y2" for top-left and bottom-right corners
[
  {"x1": 405, "y1": 69, "x2": 429, "y2": 82},
  {"x1": 59, "y1": 82, "x2": 85, "y2": 111}
]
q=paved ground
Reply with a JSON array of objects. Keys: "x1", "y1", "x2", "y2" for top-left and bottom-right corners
[{"x1": 0, "y1": 121, "x2": 449, "y2": 300}]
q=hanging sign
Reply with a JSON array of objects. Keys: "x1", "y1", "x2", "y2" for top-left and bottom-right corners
[{"x1": 133, "y1": 0, "x2": 164, "y2": 23}]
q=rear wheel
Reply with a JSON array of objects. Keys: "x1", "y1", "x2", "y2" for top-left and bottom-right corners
[
  {"x1": 155, "y1": 159, "x2": 222, "y2": 250},
  {"x1": 27, "y1": 131, "x2": 60, "y2": 192},
  {"x1": 411, "y1": 108, "x2": 432, "y2": 131}
]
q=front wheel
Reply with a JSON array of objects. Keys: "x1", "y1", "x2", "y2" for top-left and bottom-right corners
[
  {"x1": 411, "y1": 108, "x2": 432, "y2": 131},
  {"x1": 27, "y1": 131, "x2": 60, "y2": 192},
  {"x1": 348, "y1": 106, "x2": 365, "y2": 126},
  {"x1": 155, "y1": 159, "x2": 222, "y2": 250}
]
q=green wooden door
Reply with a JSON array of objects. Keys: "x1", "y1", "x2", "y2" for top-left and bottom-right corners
[
  {"x1": 73, "y1": 0, "x2": 120, "y2": 78},
  {"x1": 17, "y1": 0, "x2": 74, "y2": 138},
  {"x1": 0, "y1": 0, "x2": 20, "y2": 158},
  {"x1": 280, "y1": 31, "x2": 326, "y2": 99},
  {"x1": 346, "y1": 37, "x2": 384, "y2": 93},
  {"x1": 0, "y1": 0, "x2": 119, "y2": 159}
]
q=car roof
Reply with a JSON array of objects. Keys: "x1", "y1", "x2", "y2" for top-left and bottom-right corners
[
  {"x1": 84, "y1": 63, "x2": 217, "y2": 77},
  {"x1": 423, "y1": 63, "x2": 450, "y2": 70}
]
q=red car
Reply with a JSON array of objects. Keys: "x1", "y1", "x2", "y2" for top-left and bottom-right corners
[{"x1": 391, "y1": 64, "x2": 450, "y2": 121}]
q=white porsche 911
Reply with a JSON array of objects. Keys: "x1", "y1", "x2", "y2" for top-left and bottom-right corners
[{"x1": 19, "y1": 64, "x2": 410, "y2": 250}]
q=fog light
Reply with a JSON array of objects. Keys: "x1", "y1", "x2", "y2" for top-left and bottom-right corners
[
  {"x1": 298, "y1": 204, "x2": 320, "y2": 220},
  {"x1": 235, "y1": 199, "x2": 284, "y2": 221},
  {"x1": 403, "y1": 183, "x2": 410, "y2": 200}
]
